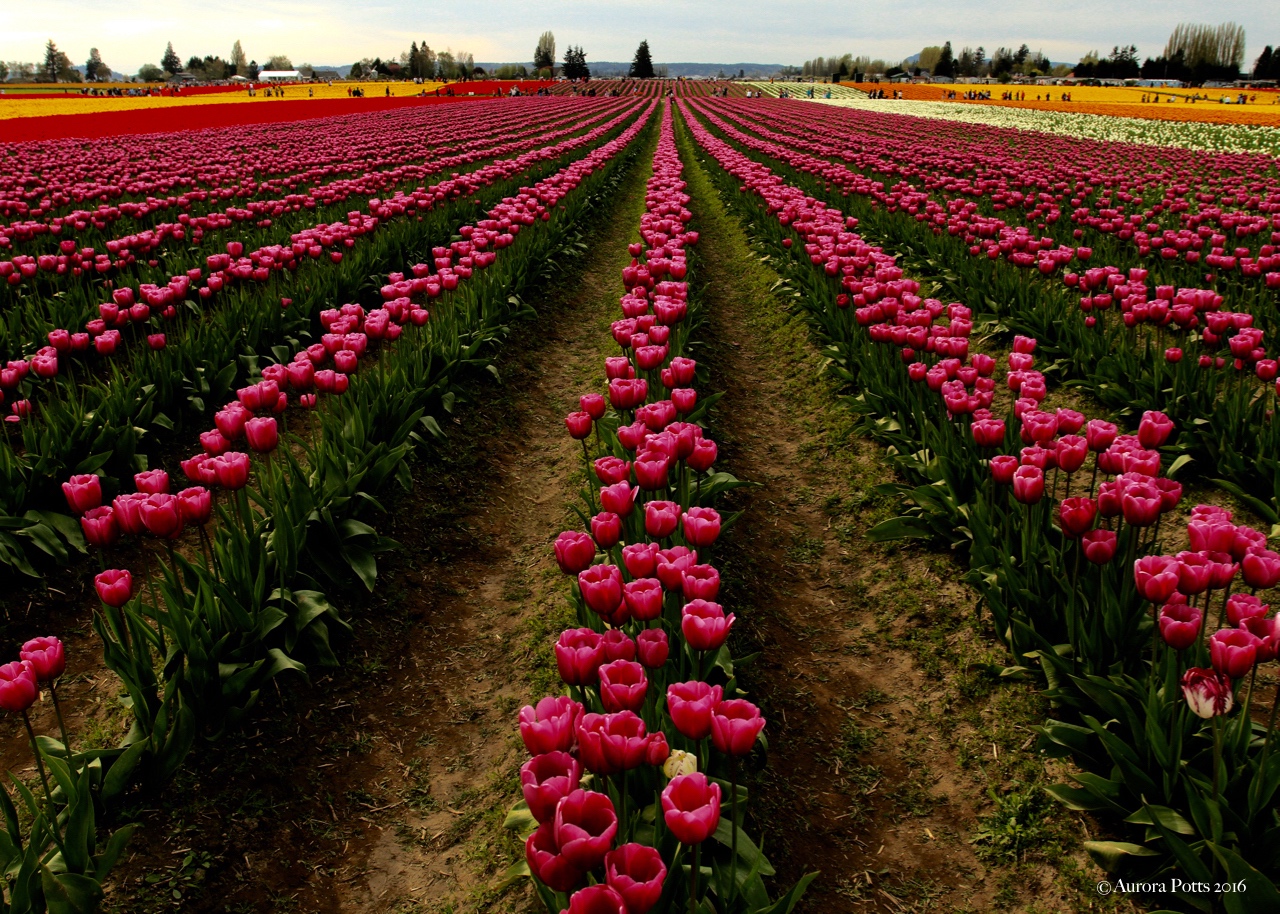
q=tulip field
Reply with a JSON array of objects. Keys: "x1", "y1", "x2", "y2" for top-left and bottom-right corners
[{"x1": 0, "y1": 76, "x2": 1277, "y2": 914}]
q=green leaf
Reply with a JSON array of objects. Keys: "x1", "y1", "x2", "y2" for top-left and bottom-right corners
[
  {"x1": 711, "y1": 815, "x2": 775, "y2": 876},
  {"x1": 40, "y1": 867, "x2": 103, "y2": 914},
  {"x1": 1124, "y1": 805, "x2": 1194, "y2": 835},
  {"x1": 502, "y1": 799, "x2": 538, "y2": 837},
  {"x1": 1083, "y1": 840, "x2": 1159, "y2": 871}
]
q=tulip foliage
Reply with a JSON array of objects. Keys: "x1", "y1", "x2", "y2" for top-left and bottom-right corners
[
  {"x1": 0, "y1": 98, "x2": 640, "y2": 578},
  {"x1": 511, "y1": 105, "x2": 814, "y2": 914},
  {"x1": 0, "y1": 641, "x2": 136, "y2": 913},
  {"x1": 678, "y1": 99, "x2": 1280, "y2": 905},
  {"x1": 0, "y1": 100, "x2": 663, "y2": 914}
]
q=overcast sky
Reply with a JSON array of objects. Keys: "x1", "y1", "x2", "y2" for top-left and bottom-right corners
[{"x1": 2, "y1": 0, "x2": 1276, "y2": 73}]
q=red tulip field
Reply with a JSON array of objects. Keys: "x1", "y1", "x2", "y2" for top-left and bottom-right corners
[{"x1": 1, "y1": 82, "x2": 1279, "y2": 914}]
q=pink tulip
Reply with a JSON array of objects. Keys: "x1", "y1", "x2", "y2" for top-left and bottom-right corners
[
  {"x1": 1159, "y1": 603, "x2": 1202, "y2": 651},
  {"x1": 681, "y1": 599, "x2": 734, "y2": 652},
  {"x1": 0, "y1": 661, "x2": 38, "y2": 713},
  {"x1": 711, "y1": 698, "x2": 766, "y2": 756},
  {"x1": 682, "y1": 507, "x2": 721, "y2": 547},
  {"x1": 19, "y1": 637, "x2": 65, "y2": 682},
  {"x1": 61, "y1": 474, "x2": 102, "y2": 515},
  {"x1": 526, "y1": 822, "x2": 584, "y2": 893},
  {"x1": 661, "y1": 773, "x2": 720, "y2": 845},
  {"x1": 519, "y1": 695, "x2": 584, "y2": 756},
  {"x1": 521, "y1": 751, "x2": 583, "y2": 824},
  {"x1": 667, "y1": 681, "x2": 723, "y2": 740},
  {"x1": 555, "y1": 530, "x2": 597, "y2": 575},
  {"x1": 244, "y1": 416, "x2": 279, "y2": 453},
  {"x1": 134, "y1": 468, "x2": 170, "y2": 494},
  {"x1": 599, "y1": 660, "x2": 648, "y2": 714},
  {"x1": 604, "y1": 844, "x2": 666, "y2": 914},
  {"x1": 1210, "y1": 629, "x2": 1259, "y2": 679},
  {"x1": 636, "y1": 629, "x2": 669, "y2": 669},
  {"x1": 94, "y1": 569, "x2": 133, "y2": 608},
  {"x1": 623, "y1": 578, "x2": 664, "y2": 622},
  {"x1": 556, "y1": 628, "x2": 607, "y2": 686},
  {"x1": 562, "y1": 885, "x2": 627, "y2": 914},
  {"x1": 80, "y1": 506, "x2": 119, "y2": 547}
]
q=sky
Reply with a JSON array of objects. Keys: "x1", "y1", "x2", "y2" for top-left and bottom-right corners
[{"x1": 2, "y1": 0, "x2": 1277, "y2": 74}]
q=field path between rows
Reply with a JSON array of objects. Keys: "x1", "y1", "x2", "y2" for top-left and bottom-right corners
[{"x1": 106, "y1": 124, "x2": 660, "y2": 914}]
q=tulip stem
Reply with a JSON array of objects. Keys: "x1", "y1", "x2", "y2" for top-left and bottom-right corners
[
  {"x1": 730, "y1": 756, "x2": 740, "y2": 900},
  {"x1": 20, "y1": 709, "x2": 66, "y2": 859},
  {"x1": 49, "y1": 682, "x2": 73, "y2": 758},
  {"x1": 690, "y1": 842, "x2": 699, "y2": 913}
]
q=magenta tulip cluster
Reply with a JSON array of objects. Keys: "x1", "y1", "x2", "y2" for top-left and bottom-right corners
[{"x1": 522, "y1": 106, "x2": 766, "y2": 912}]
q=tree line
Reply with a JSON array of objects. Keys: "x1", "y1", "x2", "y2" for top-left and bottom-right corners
[{"x1": 803, "y1": 21, "x2": 1275, "y2": 84}]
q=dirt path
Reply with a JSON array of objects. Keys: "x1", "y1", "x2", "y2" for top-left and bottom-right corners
[
  {"x1": 677, "y1": 119, "x2": 1125, "y2": 914},
  {"x1": 105, "y1": 125, "x2": 659, "y2": 914}
]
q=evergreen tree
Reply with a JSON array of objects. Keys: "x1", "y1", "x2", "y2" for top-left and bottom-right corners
[
  {"x1": 935, "y1": 41, "x2": 955, "y2": 78},
  {"x1": 85, "y1": 47, "x2": 108, "y2": 81},
  {"x1": 42, "y1": 40, "x2": 60, "y2": 82},
  {"x1": 161, "y1": 42, "x2": 182, "y2": 75},
  {"x1": 1255, "y1": 45, "x2": 1274, "y2": 79},
  {"x1": 630, "y1": 40, "x2": 654, "y2": 79},
  {"x1": 563, "y1": 45, "x2": 589, "y2": 80},
  {"x1": 246, "y1": 59, "x2": 260, "y2": 80}
]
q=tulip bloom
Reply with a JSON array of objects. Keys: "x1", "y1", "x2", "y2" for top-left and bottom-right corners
[
  {"x1": 61, "y1": 474, "x2": 102, "y2": 515},
  {"x1": 555, "y1": 530, "x2": 597, "y2": 575},
  {"x1": 19, "y1": 637, "x2": 65, "y2": 682},
  {"x1": 1081, "y1": 529, "x2": 1117, "y2": 565},
  {"x1": 682, "y1": 507, "x2": 721, "y2": 548},
  {"x1": 1011, "y1": 466, "x2": 1044, "y2": 504},
  {"x1": 667, "y1": 681, "x2": 723, "y2": 740},
  {"x1": 566, "y1": 411, "x2": 594, "y2": 440},
  {"x1": 622, "y1": 543, "x2": 660, "y2": 578},
  {"x1": 112, "y1": 492, "x2": 148, "y2": 535},
  {"x1": 212, "y1": 453, "x2": 251, "y2": 490},
  {"x1": 711, "y1": 699, "x2": 766, "y2": 757},
  {"x1": 245, "y1": 416, "x2": 279, "y2": 453},
  {"x1": 644, "y1": 500, "x2": 680, "y2": 539},
  {"x1": 1159, "y1": 603, "x2": 1202, "y2": 650},
  {"x1": 599, "y1": 660, "x2": 648, "y2": 714},
  {"x1": 134, "y1": 469, "x2": 170, "y2": 495},
  {"x1": 1134, "y1": 555, "x2": 1181, "y2": 603},
  {"x1": 636, "y1": 629, "x2": 669, "y2": 669},
  {"x1": 623, "y1": 578, "x2": 664, "y2": 622},
  {"x1": 563, "y1": 885, "x2": 628, "y2": 914},
  {"x1": 556, "y1": 628, "x2": 607, "y2": 686},
  {"x1": 990, "y1": 455, "x2": 1018, "y2": 485},
  {"x1": 591, "y1": 512, "x2": 623, "y2": 550},
  {"x1": 632, "y1": 451, "x2": 670, "y2": 491},
  {"x1": 140, "y1": 493, "x2": 184, "y2": 539},
  {"x1": 80, "y1": 506, "x2": 119, "y2": 547},
  {"x1": 594, "y1": 457, "x2": 631, "y2": 486},
  {"x1": 518, "y1": 695, "x2": 584, "y2": 755},
  {"x1": 526, "y1": 823, "x2": 584, "y2": 893},
  {"x1": 576, "y1": 711, "x2": 652, "y2": 775},
  {"x1": 1181, "y1": 667, "x2": 1234, "y2": 718},
  {"x1": 656, "y1": 547, "x2": 698, "y2": 591},
  {"x1": 682, "y1": 564, "x2": 720, "y2": 601},
  {"x1": 1137, "y1": 410, "x2": 1174, "y2": 448},
  {"x1": 1210, "y1": 629, "x2": 1259, "y2": 679},
  {"x1": 605, "y1": 844, "x2": 666, "y2": 914},
  {"x1": 579, "y1": 565, "x2": 625, "y2": 617},
  {"x1": 681, "y1": 600, "x2": 734, "y2": 652},
  {"x1": 1057, "y1": 497, "x2": 1097, "y2": 538},
  {"x1": 177, "y1": 487, "x2": 213, "y2": 525},
  {"x1": 94, "y1": 569, "x2": 133, "y2": 608},
  {"x1": 581, "y1": 394, "x2": 607, "y2": 420},
  {"x1": 661, "y1": 773, "x2": 721, "y2": 845},
  {"x1": 1242, "y1": 549, "x2": 1280, "y2": 590},
  {"x1": 0, "y1": 661, "x2": 38, "y2": 713},
  {"x1": 600, "y1": 483, "x2": 638, "y2": 518},
  {"x1": 521, "y1": 751, "x2": 583, "y2": 823}
]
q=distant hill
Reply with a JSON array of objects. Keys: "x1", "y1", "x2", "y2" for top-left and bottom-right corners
[{"x1": 475, "y1": 61, "x2": 787, "y2": 78}]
